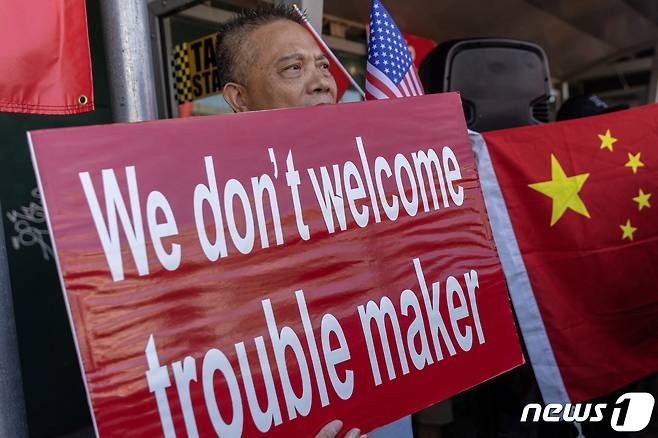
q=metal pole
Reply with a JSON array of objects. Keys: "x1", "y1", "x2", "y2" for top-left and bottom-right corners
[
  {"x1": 0, "y1": 202, "x2": 29, "y2": 438},
  {"x1": 100, "y1": 0, "x2": 159, "y2": 122},
  {"x1": 276, "y1": 0, "x2": 324, "y2": 32},
  {"x1": 647, "y1": 41, "x2": 658, "y2": 103}
]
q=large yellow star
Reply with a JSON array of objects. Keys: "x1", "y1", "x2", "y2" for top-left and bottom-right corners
[
  {"x1": 598, "y1": 129, "x2": 617, "y2": 151},
  {"x1": 625, "y1": 152, "x2": 645, "y2": 174},
  {"x1": 620, "y1": 219, "x2": 637, "y2": 241},
  {"x1": 633, "y1": 188, "x2": 652, "y2": 211},
  {"x1": 528, "y1": 154, "x2": 591, "y2": 226}
]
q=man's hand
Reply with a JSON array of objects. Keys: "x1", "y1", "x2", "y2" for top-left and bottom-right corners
[
  {"x1": 315, "y1": 420, "x2": 366, "y2": 438},
  {"x1": 314, "y1": 420, "x2": 365, "y2": 438}
]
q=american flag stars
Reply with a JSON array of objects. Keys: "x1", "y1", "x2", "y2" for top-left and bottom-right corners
[{"x1": 366, "y1": 0, "x2": 423, "y2": 99}]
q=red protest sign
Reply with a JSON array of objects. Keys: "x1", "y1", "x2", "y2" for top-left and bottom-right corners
[{"x1": 30, "y1": 93, "x2": 523, "y2": 437}]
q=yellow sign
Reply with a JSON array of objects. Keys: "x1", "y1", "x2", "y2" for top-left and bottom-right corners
[{"x1": 172, "y1": 34, "x2": 221, "y2": 104}]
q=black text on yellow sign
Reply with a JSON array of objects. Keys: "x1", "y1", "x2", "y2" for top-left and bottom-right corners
[{"x1": 173, "y1": 34, "x2": 222, "y2": 104}]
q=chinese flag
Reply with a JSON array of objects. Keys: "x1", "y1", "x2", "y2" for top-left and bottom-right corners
[
  {"x1": 297, "y1": 12, "x2": 351, "y2": 100},
  {"x1": 401, "y1": 32, "x2": 436, "y2": 68},
  {"x1": 0, "y1": 0, "x2": 94, "y2": 114},
  {"x1": 477, "y1": 105, "x2": 658, "y2": 403}
]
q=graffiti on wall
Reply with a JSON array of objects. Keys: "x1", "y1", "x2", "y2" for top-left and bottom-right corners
[{"x1": 5, "y1": 188, "x2": 53, "y2": 261}]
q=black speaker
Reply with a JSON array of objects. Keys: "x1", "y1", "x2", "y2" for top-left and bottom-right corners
[{"x1": 419, "y1": 39, "x2": 551, "y2": 132}]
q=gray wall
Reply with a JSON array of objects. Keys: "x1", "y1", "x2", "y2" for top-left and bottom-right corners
[{"x1": 0, "y1": 1, "x2": 112, "y2": 436}]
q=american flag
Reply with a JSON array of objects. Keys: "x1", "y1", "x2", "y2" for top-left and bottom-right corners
[{"x1": 365, "y1": 0, "x2": 424, "y2": 100}]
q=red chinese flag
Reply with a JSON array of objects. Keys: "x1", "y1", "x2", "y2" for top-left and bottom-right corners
[
  {"x1": 401, "y1": 32, "x2": 436, "y2": 69},
  {"x1": 297, "y1": 12, "x2": 351, "y2": 100},
  {"x1": 0, "y1": 0, "x2": 94, "y2": 114},
  {"x1": 477, "y1": 105, "x2": 658, "y2": 403}
]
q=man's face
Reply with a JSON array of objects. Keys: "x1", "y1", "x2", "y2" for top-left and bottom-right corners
[{"x1": 236, "y1": 19, "x2": 337, "y2": 111}]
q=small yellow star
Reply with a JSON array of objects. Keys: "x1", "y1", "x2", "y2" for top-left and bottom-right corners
[
  {"x1": 528, "y1": 154, "x2": 591, "y2": 226},
  {"x1": 625, "y1": 152, "x2": 645, "y2": 174},
  {"x1": 620, "y1": 219, "x2": 637, "y2": 241},
  {"x1": 598, "y1": 129, "x2": 617, "y2": 151},
  {"x1": 633, "y1": 188, "x2": 652, "y2": 211}
]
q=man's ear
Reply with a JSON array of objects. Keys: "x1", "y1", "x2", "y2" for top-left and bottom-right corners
[{"x1": 222, "y1": 82, "x2": 250, "y2": 113}]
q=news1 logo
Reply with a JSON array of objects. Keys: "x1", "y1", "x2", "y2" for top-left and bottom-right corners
[{"x1": 521, "y1": 392, "x2": 655, "y2": 432}]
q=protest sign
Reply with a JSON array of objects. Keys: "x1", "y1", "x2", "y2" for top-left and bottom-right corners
[{"x1": 30, "y1": 93, "x2": 523, "y2": 437}]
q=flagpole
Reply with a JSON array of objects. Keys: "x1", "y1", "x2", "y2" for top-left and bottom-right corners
[
  {"x1": 100, "y1": 0, "x2": 158, "y2": 122},
  {"x1": 293, "y1": 5, "x2": 366, "y2": 99}
]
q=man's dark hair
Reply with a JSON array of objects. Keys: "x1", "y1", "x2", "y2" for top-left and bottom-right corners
[{"x1": 215, "y1": 5, "x2": 305, "y2": 88}]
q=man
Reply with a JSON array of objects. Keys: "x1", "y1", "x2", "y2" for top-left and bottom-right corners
[
  {"x1": 215, "y1": 6, "x2": 367, "y2": 438},
  {"x1": 215, "y1": 6, "x2": 337, "y2": 113}
]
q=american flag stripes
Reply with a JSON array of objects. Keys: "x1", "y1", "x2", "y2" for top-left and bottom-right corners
[{"x1": 365, "y1": 0, "x2": 424, "y2": 100}]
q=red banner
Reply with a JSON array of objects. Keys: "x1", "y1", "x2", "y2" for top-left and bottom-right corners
[
  {"x1": 30, "y1": 94, "x2": 522, "y2": 437},
  {"x1": 0, "y1": 0, "x2": 94, "y2": 114}
]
